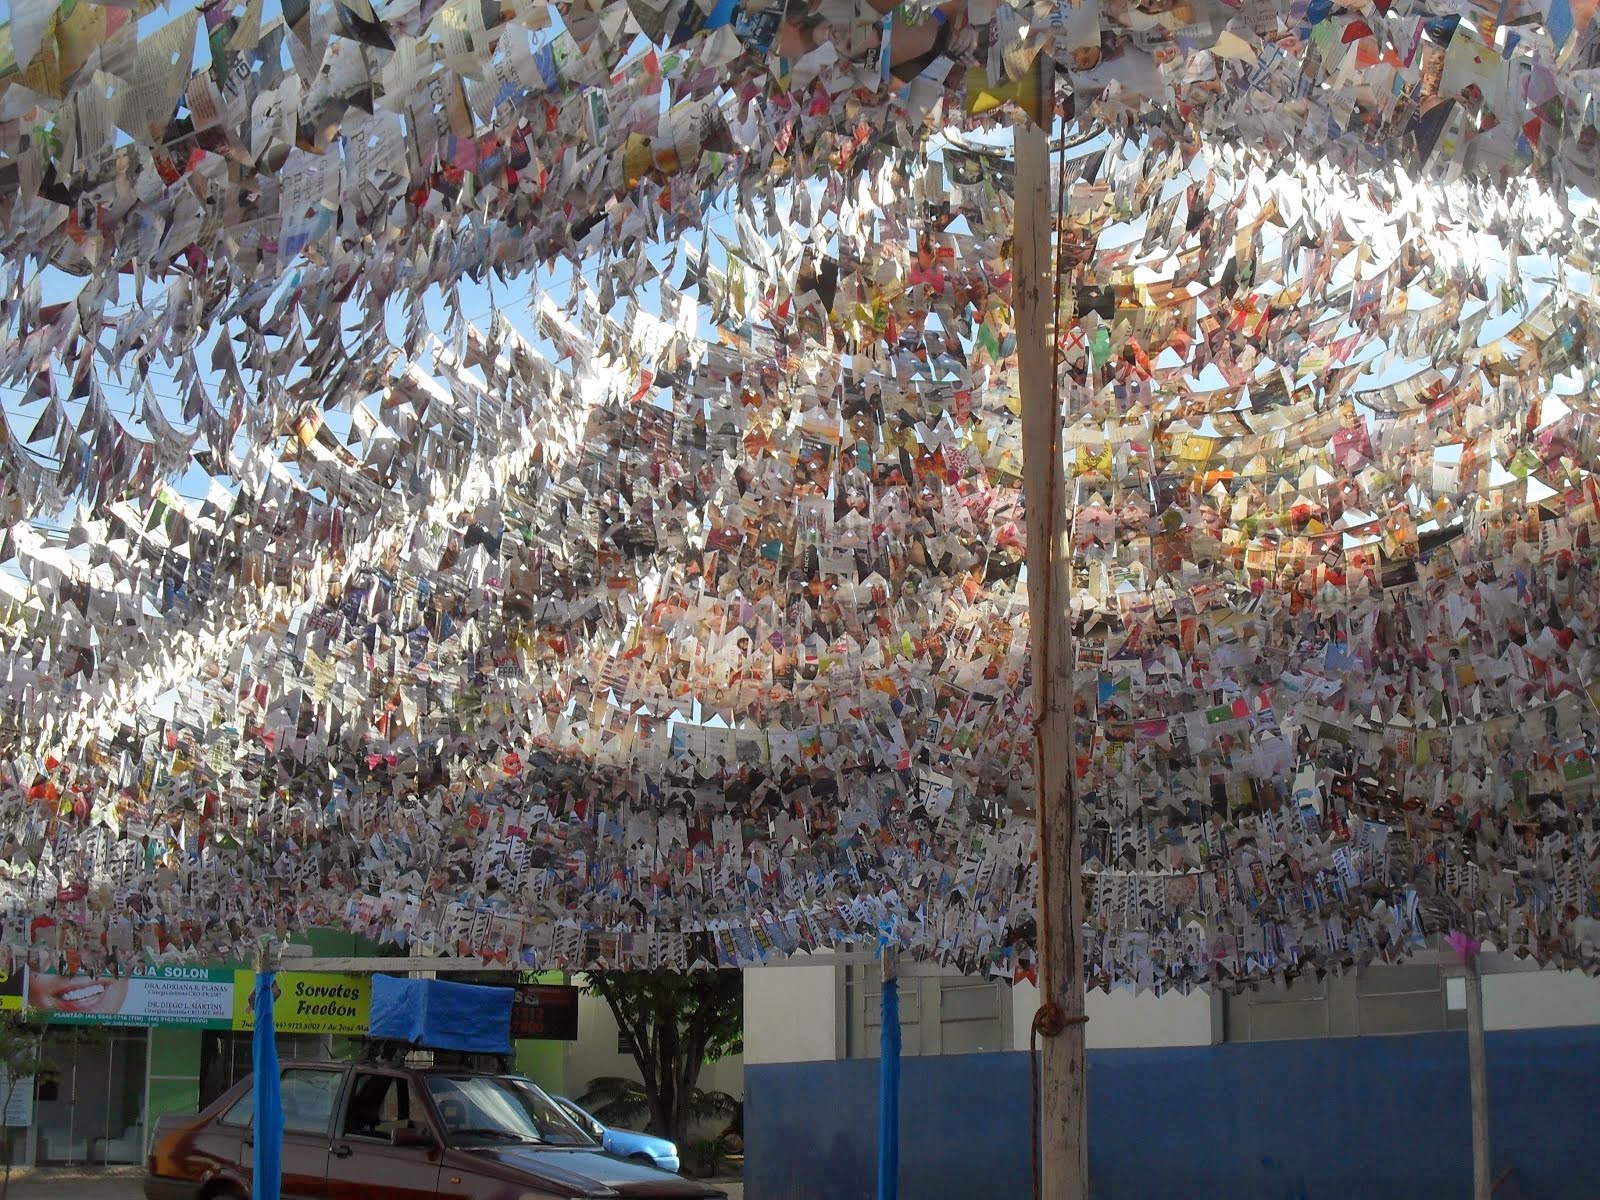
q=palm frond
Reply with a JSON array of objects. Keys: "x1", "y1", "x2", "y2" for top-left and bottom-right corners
[
  {"x1": 580, "y1": 1076, "x2": 650, "y2": 1126},
  {"x1": 688, "y1": 1088, "x2": 738, "y2": 1119}
]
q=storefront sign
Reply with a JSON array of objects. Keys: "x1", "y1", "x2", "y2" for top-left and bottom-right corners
[
  {"x1": 232, "y1": 971, "x2": 371, "y2": 1035},
  {"x1": 509, "y1": 984, "x2": 579, "y2": 1041},
  {"x1": 0, "y1": 970, "x2": 23, "y2": 1013},
  {"x1": 26, "y1": 967, "x2": 234, "y2": 1028}
]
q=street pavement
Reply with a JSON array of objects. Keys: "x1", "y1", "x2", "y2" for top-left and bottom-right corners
[
  {"x1": 6, "y1": 1167, "x2": 147, "y2": 1197},
  {"x1": 1, "y1": 1167, "x2": 746, "y2": 1198}
]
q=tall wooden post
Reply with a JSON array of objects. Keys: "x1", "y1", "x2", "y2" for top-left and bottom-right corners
[
  {"x1": 1014, "y1": 121, "x2": 1088, "y2": 1199},
  {"x1": 1465, "y1": 959, "x2": 1491, "y2": 1200}
]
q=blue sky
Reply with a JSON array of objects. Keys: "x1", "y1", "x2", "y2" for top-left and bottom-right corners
[{"x1": 4, "y1": 0, "x2": 709, "y2": 534}]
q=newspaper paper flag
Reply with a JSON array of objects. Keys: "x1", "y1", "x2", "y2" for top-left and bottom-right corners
[{"x1": 0, "y1": 0, "x2": 1596, "y2": 988}]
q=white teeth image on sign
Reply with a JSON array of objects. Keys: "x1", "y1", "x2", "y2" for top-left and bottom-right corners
[{"x1": 28, "y1": 975, "x2": 125, "y2": 1016}]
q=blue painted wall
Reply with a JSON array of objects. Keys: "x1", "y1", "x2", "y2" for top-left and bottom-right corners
[{"x1": 745, "y1": 1028, "x2": 1600, "y2": 1199}]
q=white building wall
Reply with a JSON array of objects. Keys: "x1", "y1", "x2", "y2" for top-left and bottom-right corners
[
  {"x1": 741, "y1": 958, "x2": 1600, "y2": 1067},
  {"x1": 1480, "y1": 967, "x2": 1600, "y2": 1031},
  {"x1": 1010, "y1": 980, "x2": 1213, "y2": 1051},
  {"x1": 742, "y1": 961, "x2": 838, "y2": 1064},
  {"x1": 560, "y1": 978, "x2": 745, "y2": 1109}
]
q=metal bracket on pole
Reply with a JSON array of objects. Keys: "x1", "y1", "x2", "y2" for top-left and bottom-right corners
[{"x1": 254, "y1": 938, "x2": 280, "y2": 975}]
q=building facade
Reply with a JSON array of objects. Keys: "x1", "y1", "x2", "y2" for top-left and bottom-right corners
[
  {"x1": 9, "y1": 949, "x2": 742, "y2": 1168},
  {"x1": 743, "y1": 954, "x2": 1600, "y2": 1200}
]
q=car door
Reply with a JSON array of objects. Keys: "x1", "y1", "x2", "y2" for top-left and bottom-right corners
[
  {"x1": 198, "y1": 1086, "x2": 254, "y2": 1179},
  {"x1": 238, "y1": 1066, "x2": 345, "y2": 1200},
  {"x1": 324, "y1": 1068, "x2": 442, "y2": 1200}
]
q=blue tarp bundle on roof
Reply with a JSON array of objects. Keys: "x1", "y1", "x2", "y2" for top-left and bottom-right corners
[{"x1": 370, "y1": 976, "x2": 514, "y2": 1054}]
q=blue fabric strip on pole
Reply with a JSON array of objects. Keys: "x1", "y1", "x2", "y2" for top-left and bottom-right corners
[
  {"x1": 252, "y1": 970, "x2": 282, "y2": 1200},
  {"x1": 878, "y1": 976, "x2": 900, "y2": 1200}
]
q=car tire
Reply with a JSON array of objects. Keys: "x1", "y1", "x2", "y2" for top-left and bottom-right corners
[{"x1": 199, "y1": 1183, "x2": 246, "y2": 1200}]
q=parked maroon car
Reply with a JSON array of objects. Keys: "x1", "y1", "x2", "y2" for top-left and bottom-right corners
[{"x1": 145, "y1": 1060, "x2": 726, "y2": 1200}]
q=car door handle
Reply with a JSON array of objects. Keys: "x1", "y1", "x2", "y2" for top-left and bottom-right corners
[{"x1": 331, "y1": 1144, "x2": 353, "y2": 1158}]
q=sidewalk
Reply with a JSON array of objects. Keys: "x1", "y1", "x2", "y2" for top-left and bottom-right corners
[
  {"x1": 2, "y1": 1166, "x2": 146, "y2": 1197},
  {"x1": 0, "y1": 1166, "x2": 743, "y2": 1198}
]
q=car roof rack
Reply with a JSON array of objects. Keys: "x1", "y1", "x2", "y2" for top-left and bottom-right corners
[
  {"x1": 355, "y1": 1037, "x2": 511, "y2": 1075},
  {"x1": 425, "y1": 1048, "x2": 514, "y2": 1073},
  {"x1": 359, "y1": 1038, "x2": 414, "y2": 1064}
]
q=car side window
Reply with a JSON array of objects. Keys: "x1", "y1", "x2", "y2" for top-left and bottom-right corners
[
  {"x1": 559, "y1": 1100, "x2": 602, "y2": 1140},
  {"x1": 221, "y1": 1092, "x2": 255, "y2": 1128},
  {"x1": 281, "y1": 1069, "x2": 343, "y2": 1135},
  {"x1": 341, "y1": 1073, "x2": 416, "y2": 1141}
]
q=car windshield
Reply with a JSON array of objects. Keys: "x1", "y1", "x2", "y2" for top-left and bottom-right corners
[
  {"x1": 555, "y1": 1098, "x2": 604, "y2": 1139},
  {"x1": 423, "y1": 1075, "x2": 594, "y2": 1148}
]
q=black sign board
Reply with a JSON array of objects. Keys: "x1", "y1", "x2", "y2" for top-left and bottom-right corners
[{"x1": 510, "y1": 984, "x2": 580, "y2": 1041}]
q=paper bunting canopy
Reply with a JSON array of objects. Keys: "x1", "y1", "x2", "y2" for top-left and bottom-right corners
[{"x1": 0, "y1": 0, "x2": 1597, "y2": 988}]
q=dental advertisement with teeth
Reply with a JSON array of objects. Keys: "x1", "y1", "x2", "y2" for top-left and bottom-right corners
[{"x1": 24, "y1": 966, "x2": 236, "y2": 1029}]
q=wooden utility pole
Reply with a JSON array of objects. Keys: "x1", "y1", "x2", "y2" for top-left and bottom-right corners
[
  {"x1": 1014, "y1": 120, "x2": 1088, "y2": 1199},
  {"x1": 1464, "y1": 958, "x2": 1491, "y2": 1200}
]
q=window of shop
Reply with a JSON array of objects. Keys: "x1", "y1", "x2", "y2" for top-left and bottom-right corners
[
  {"x1": 840, "y1": 964, "x2": 1012, "y2": 1057},
  {"x1": 33, "y1": 1028, "x2": 148, "y2": 1165},
  {"x1": 1221, "y1": 964, "x2": 1468, "y2": 1041}
]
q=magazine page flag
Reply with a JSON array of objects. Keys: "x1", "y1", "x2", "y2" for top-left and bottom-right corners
[{"x1": 0, "y1": 0, "x2": 1594, "y2": 994}]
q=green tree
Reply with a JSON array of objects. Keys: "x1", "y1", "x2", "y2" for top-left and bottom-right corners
[
  {"x1": 578, "y1": 1075, "x2": 737, "y2": 1132},
  {"x1": 0, "y1": 1016, "x2": 43, "y2": 1200},
  {"x1": 583, "y1": 970, "x2": 742, "y2": 1147}
]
